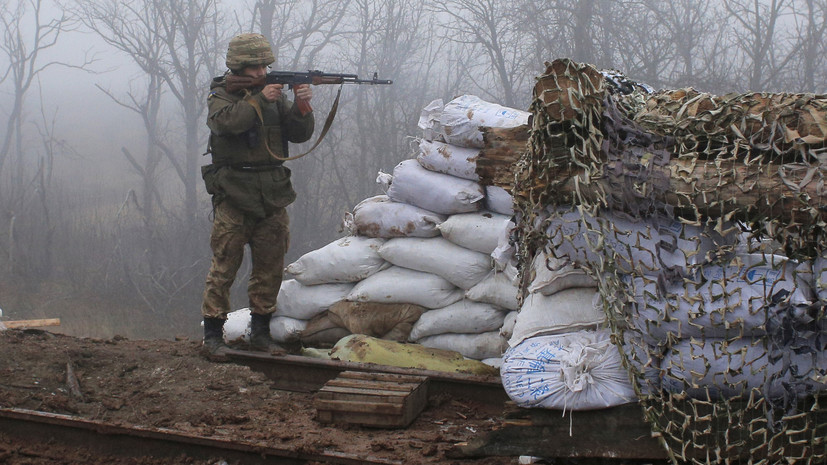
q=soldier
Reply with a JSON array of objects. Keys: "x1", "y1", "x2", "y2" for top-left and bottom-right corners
[{"x1": 200, "y1": 33, "x2": 314, "y2": 360}]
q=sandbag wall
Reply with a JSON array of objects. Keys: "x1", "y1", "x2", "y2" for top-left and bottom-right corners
[
  {"x1": 225, "y1": 95, "x2": 529, "y2": 365},
  {"x1": 509, "y1": 59, "x2": 827, "y2": 464}
]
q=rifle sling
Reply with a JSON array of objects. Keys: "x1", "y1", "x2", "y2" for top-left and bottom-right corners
[{"x1": 263, "y1": 83, "x2": 343, "y2": 162}]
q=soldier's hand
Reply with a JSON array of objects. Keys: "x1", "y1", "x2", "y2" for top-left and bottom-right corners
[
  {"x1": 293, "y1": 84, "x2": 312, "y2": 102},
  {"x1": 262, "y1": 84, "x2": 283, "y2": 102}
]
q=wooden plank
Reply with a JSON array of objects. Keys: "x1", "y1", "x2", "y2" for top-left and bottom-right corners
[
  {"x1": 323, "y1": 378, "x2": 420, "y2": 392},
  {"x1": 337, "y1": 371, "x2": 428, "y2": 384},
  {"x1": 3, "y1": 318, "x2": 61, "y2": 329},
  {"x1": 315, "y1": 399, "x2": 404, "y2": 416},
  {"x1": 317, "y1": 385, "x2": 410, "y2": 399},
  {"x1": 447, "y1": 403, "x2": 669, "y2": 460}
]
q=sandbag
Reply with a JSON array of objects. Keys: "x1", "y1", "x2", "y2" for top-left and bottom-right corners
[
  {"x1": 417, "y1": 331, "x2": 506, "y2": 360},
  {"x1": 417, "y1": 98, "x2": 445, "y2": 143},
  {"x1": 662, "y1": 337, "x2": 824, "y2": 400},
  {"x1": 274, "y1": 280, "x2": 355, "y2": 320},
  {"x1": 223, "y1": 308, "x2": 251, "y2": 344},
  {"x1": 286, "y1": 236, "x2": 389, "y2": 285},
  {"x1": 378, "y1": 237, "x2": 492, "y2": 289},
  {"x1": 527, "y1": 249, "x2": 597, "y2": 296},
  {"x1": 499, "y1": 311, "x2": 518, "y2": 340},
  {"x1": 386, "y1": 159, "x2": 483, "y2": 215},
  {"x1": 300, "y1": 312, "x2": 351, "y2": 348},
  {"x1": 629, "y1": 254, "x2": 813, "y2": 342},
  {"x1": 417, "y1": 139, "x2": 480, "y2": 181},
  {"x1": 485, "y1": 185, "x2": 514, "y2": 216},
  {"x1": 501, "y1": 330, "x2": 637, "y2": 410},
  {"x1": 465, "y1": 270, "x2": 520, "y2": 311},
  {"x1": 346, "y1": 266, "x2": 463, "y2": 309},
  {"x1": 327, "y1": 334, "x2": 499, "y2": 376},
  {"x1": 439, "y1": 95, "x2": 531, "y2": 148},
  {"x1": 437, "y1": 211, "x2": 511, "y2": 254},
  {"x1": 546, "y1": 208, "x2": 733, "y2": 276},
  {"x1": 409, "y1": 300, "x2": 507, "y2": 341},
  {"x1": 346, "y1": 194, "x2": 446, "y2": 238},
  {"x1": 327, "y1": 300, "x2": 426, "y2": 342},
  {"x1": 270, "y1": 315, "x2": 307, "y2": 343},
  {"x1": 509, "y1": 288, "x2": 604, "y2": 347}
]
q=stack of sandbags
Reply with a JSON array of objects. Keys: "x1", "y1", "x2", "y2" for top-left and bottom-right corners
[
  {"x1": 498, "y1": 225, "x2": 640, "y2": 410},
  {"x1": 243, "y1": 95, "x2": 531, "y2": 363},
  {"x1": 336, "y1": 95, "x2": 531, "y2": 362}
]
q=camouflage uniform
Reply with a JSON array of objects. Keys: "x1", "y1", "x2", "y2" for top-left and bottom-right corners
[{"x1": 201, "y1": 34, "x2": 314, "y2": 324}]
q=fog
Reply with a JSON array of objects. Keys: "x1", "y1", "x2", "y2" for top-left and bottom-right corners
[{"x1": 1, "y1": 0, "x2": 825, "y2": 339}]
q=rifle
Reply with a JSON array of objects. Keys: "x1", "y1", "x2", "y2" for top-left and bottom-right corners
[
  {"x1": 221, "y1": 69, "x2": 393, "y2": 160},
  {"x1": 226, "y1": 70, "x2": 392, "y2": 112}
]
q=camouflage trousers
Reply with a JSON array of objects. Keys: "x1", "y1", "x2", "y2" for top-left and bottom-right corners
[{"x1": 201, "y1": 201, "x2": 290, "y2": 319}]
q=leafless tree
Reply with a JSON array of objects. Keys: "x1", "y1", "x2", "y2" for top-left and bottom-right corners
[
  {"x1": 251, "y1": 0, "x2": 351, "y2": 70},
  {"x1": 722, "y1": 0, "x2": 795, "y2": 91},
  {"x1": 427, "y1": 0, "x2": 531, "y2": 108}
]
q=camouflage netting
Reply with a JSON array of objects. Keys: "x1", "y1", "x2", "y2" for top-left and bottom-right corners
[{"x1": 513, "y1": 58, "x2": 827, "y2": 464}]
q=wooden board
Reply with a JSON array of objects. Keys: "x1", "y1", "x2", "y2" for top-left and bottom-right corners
[
  {"x1": 314, "y1": 371, "x2": 428, "y2": 428},
  {"x1": 2, "y1": 318, "x2": 61, "y2": 329},
  {"x1": 447, "y1": 402, "x2": 670, "y2": 461}
]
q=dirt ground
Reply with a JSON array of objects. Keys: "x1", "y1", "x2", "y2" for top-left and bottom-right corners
[{"x1": 0, "y1": 329, "x2": 517, "y2": 465}]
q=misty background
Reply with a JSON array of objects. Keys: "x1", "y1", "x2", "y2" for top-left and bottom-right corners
[{"x1": 1, "y1": 0, "x2": 825, "y2": 340}]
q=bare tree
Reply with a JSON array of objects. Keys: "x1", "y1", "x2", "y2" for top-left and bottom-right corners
[
  {"x1": 790, "y1": 0, "x2": 827, "y2": 92},
  {"x1": 722, "y1": 0, "x2": 795, "y2": 91},
  {"x1": 152, "y1": 0, "x2": 226, "y2": 224},
  {"x1": 252, "y1": 0, "x2": 351, "y2": 70},
  {"x1": 0, "y1": 0, "x2": 90, "y2": 283},
  {"x1": 428, "y1": 0, "x2": 530, "y2": 108}
]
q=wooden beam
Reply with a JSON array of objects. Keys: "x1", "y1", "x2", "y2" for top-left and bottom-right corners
[{"x1": 3, "y1": 318, "x2": 61, "y2": 329}]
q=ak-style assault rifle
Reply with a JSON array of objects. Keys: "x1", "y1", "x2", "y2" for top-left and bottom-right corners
[
  {"x1": 226, "y1": 69, "x2": 392, "y2": 93},
  {"x1": 221, "y1": 69, "x2": 393, "y2": 161}
]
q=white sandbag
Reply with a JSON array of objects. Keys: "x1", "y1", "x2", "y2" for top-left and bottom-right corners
[
  {"x1": 417, "y1": 98, "x2": 445, "y2": 142},
  {"x1": 378, "y1": 236, "x2": 492, "y2": 289},
  {"x1": 386, "y1": 159, "x2": 484, "y2": 215},
  {"x1": 439, "y1": 95, "x2": 531, "y2": 148},
  {"x1": 527, "y1": 250, "x2": 597, "y2": 296},
  {"x1": 510, "y1": 288, "x2": 605, "y2": 347},
  {"x1": 417, "y1": 139, "x2": 480, "y2": 181},
  {"x1": 501, "y1": 330, "x2": 637, "y2": 410},
  {"x1": 438, "y1": 211, "x2": 511, "y2": 254},
  {"x1": 223, "y1": 308, "x2": 251, "y2": 343},
  {"x1": 286, "y1": 236, "x2": 389, "y2": 285},
  {"x1": 270, "y1": 315, "x2": 307, "y2": 343},
  {"x1": 485, "y1": 185, "x2": 514, "y2": 216},
  {"x1": 500, "y1": 311, "x2": 518, "y2": 340},
  {"x1": 547, "y1": 208, "x2": 733, "y2": 276},
  {"x1": 491, "y1": 218, "x2": 517, "y2": 270},
  {"x1": 662, "y1": 337, "x2": 821, "y2": 400},
  {"x1": 417, "y1": 331, "x2": 506, "y2": 360},
  {"x1": 275, "y1": 279, "x2": 355, "y2": 320},
  {"x1": 347, "y1": 195, "x2": 446, "y2": 238},
  {"x1": 482, "y1": 357, "x2": 503, "y2": 369},
  {"x1": 629, "y1": 254, "x2": 813, "y2": 342},
  {"x1": 346, "y1": 266, "x2": 463, "y2": 309},
  {"x1": 465, "y1": 270, "x2": 520, "y2": 311},
  {"x1": 409, "y1": 300, "x2": 507, "y2": 341}
]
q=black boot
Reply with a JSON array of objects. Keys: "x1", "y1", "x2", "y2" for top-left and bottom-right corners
[
  {"x1": 250, "y1": 313, "x2": 282, "y2": 353},
  {"x1": 202, "y1": 317, "x2": 229, "y2": 361}
]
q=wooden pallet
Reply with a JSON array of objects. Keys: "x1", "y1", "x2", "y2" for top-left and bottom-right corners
[{"x1": 314, "y1": 371, "x2": 428, "y2": 428}]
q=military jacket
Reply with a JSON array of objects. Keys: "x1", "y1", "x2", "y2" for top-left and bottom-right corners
[{"x1": 202, "y1": 75, "x2": 315, "y2": 219}]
